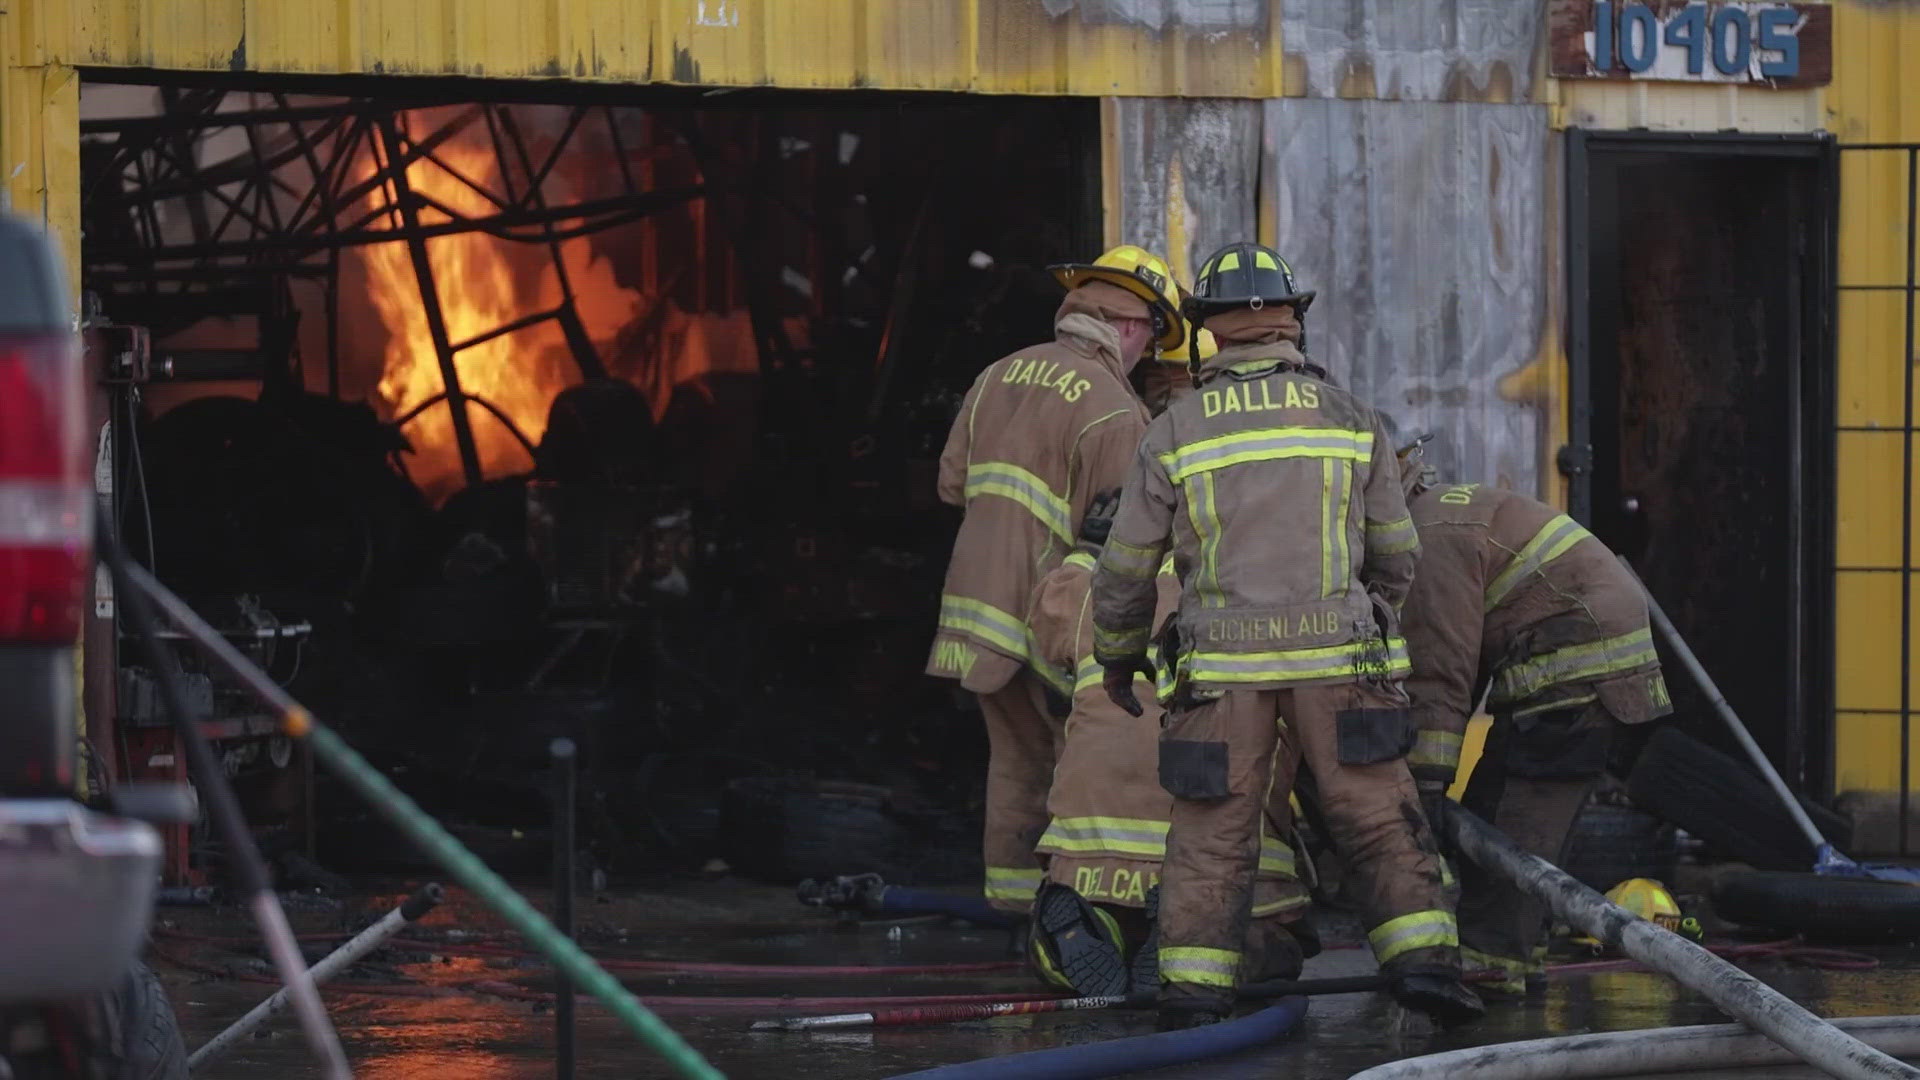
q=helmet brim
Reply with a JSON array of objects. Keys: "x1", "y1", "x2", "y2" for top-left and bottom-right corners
[
  {"x1": 1049, "y1": 263, "x2": 1186, "y2": 349},
  {"x1": 1183, "y1": 289, "x2": 1316, "y2": 322}
]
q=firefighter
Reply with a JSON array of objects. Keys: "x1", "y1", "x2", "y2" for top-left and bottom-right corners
[
  {"x1": 929, "y1": 245, "x2": 1184, "y2": 914},
  {"x1": 1387, "y1": 422, "x2": 1671, "y2": 996},
  {"x1": 1089, "y1": 241, "x2": 1482, "y2": 1029},
  {"x1": 1139, "y1": 326, "x2": 1217, "y2": 414},
  {"x1": 1023, "y1": 483, "x2": 1318, "y2": 998}
]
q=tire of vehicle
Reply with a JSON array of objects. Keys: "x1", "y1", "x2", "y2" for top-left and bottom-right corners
[
  {"x1": 1558, "y1": 800, "x2": 1679, "y2": 894},
  {"x1": 109, "y1": 961, "x2": 188, "y2": 1080},
  {"x1": 720, "y1": 778, "x2": 916, "y2": 885},
  {"x1": 1713, "y1": 870, "x2": 1920, "y2": 940},
  {"x1": 1626, "y1": 726, "x2": 1852, "y2": 871}
]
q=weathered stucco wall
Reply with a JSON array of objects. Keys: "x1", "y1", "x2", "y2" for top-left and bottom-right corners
[{"x1": 1265, "y1": 98, "x2": 1549, "y2": 492}]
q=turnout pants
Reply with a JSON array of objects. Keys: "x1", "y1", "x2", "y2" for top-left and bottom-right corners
[
  {"x1": 1156, "y1": 683, "x2": 1458, "y2": 1009},
  {"x1": 1454, "y1": 698, "x2": 1615, "y2": 985},
  {"x1": 979, "y1": 672, "x2": 1066, "y2": 912}
]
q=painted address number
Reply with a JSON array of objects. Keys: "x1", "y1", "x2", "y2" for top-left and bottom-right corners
[
  {"x1": 1549, "y1": 0, "x2": 1830, "y2": 86},
  {"x1": 1595, "y1": 2, "x2": 1799, "y2": 78}
]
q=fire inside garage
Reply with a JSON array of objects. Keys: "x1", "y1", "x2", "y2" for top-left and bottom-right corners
[{"x1": 80, "y1": 77, "x2": 1102, "y2": 889}]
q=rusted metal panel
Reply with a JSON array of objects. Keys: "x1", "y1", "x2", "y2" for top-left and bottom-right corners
[
  {"x1": 1278, "y1": 0, "x2": 1543, "y2": 102},
  {"x1": 1264, "y1": 97, "x2": 1549, "y2": 492},
  {"x1": 1549, "y1": 0, "x2": 1834, "y2": 89},
  {"x1": 1109, "y1": 99, "x2": 1262, "y2": 287}
]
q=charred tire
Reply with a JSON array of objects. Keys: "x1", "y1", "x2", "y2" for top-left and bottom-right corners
[
  {"x1": 721, "y1": 778, "x2": 910, "y2": 884},
  {"x1": 720, "y1": 778, "x2": 978, "y2": 885},
  {"x1": 1559, "y1": 799, "x2": 1679, "y2": 894},
  {"x1": 109, "y1": 960, "x2": 188, "y2": 1080},
  {"x1": 1713, "y1": 870, "x2": 1920, "y2": 940},
  {"x1": 1627, "y1": 726, "x2": 1851, "y2": 871}
]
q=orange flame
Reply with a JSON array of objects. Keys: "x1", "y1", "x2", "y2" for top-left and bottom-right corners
[{"x1": 358, "y1": 135, "x2": 637, "y2": 504}]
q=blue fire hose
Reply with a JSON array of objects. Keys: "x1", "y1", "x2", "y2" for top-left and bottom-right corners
[
  {"x1": 883, "y1": 996, "x2": 1309, "y2": 1080},
  {"x1": 873, "y1": 885, "x2": 1016, "y2": 929}
]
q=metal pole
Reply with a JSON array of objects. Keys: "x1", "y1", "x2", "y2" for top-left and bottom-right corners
[
  {"x1": 1901, "y1": 146, "x2": 1917, "y2": 856},
  {"x1": 552, "y1": 738, "x2": 578, "y2": 1080},
  {"x1": 376, "y1": 115, "x2": 485, "y2": 488},
  {"x1": 97, "y1": 525, "x2": 353, "y2": 1080},
  {"x1": 190, "y1": 884, "x2": 444, "y2": 1069},
  {"x1": 1621, "y1": 556, "x2": 1829, "y2": 853},
  {"x1": 1442, "y1": 801, "x2": 1920, "y2": 1080}
]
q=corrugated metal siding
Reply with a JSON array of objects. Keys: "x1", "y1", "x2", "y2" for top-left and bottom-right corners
[
  {"x1": 1265, "y1": 98, "x2": 1549, "y2": 492},
  {"x1": 1109, "y1": 98, "x2": 1262, "y2": 287},
  {"x1": 1827, "y1": 0, "x2": 1920, "y2": 796},
  {"x1": 63, "y1": 0, "x2": 1286, "y2": 98}
]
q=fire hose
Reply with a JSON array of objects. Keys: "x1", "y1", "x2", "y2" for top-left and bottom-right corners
[{"x1": 1436, "y1": 799, "x2": 1920, "y2": 1080}]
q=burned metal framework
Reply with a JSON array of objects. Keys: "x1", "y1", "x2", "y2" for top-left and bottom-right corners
[
  {"x1": 1836, "y1": 141, "x2": 1919, "y2": 854},
  {"x1": 81, "y1": 88, "x2": 703, "y2": 487}
]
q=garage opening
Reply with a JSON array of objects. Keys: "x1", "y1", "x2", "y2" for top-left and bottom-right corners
[
  {"x1": 78, "y1": 76, "x2": 1102, "y2": 884},
  {"x1": 1567, "y1": 131, "x2": 1836, "y2": 797}
]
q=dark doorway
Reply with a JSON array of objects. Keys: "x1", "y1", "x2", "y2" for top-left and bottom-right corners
[{"x1": 1566, "y1": 131, "x2": 1837, "y2": 796}]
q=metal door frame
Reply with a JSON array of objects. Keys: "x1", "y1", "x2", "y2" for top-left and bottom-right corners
[{"x1": 1564, "y1": 128, "x2": 1839, "y2": 798}]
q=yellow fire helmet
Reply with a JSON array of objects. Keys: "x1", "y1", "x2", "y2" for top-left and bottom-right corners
[
  {"x1": 1159, "y1": 326, "x2": 1218, "y2": 364},
  {"x1": 1575, "y1": 879, "x2": 1702, "y2": 951},
  {"x1": 1049, "y1": 244, "x2": 1187, "y2": 351}
]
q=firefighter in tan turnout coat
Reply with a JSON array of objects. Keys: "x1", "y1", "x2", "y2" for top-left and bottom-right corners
[
  {"x1": 1018, "y1": 327, "x2": 1319, "y2": 998},
  {"x1": 1390, "y1": 426, "x2": 1671, "y2": 995},
  {"x1": 928, "y1": 245, "x2": 1182, "y2": 913},
  {"x1": 1089, "y1": 242, "x2": 1482, "y2": 1029}
]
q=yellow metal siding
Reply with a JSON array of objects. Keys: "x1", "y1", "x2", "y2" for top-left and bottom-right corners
[
  {"x1": 1827, "y1": 0, "x2": 1920, "y2": 796},
  {"x1": 56, "y1": 0, "x2": 1283, "y2": 98}
]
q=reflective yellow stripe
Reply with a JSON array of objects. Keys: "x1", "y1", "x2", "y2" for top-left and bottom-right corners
[
  {"x1": 1508, "y1": 693, "x2": 1597, "y2": 721},
  {"x1": 984, "y1": 866, "x2": 1042, "y2": 902},
  {"x1": 1039, "y1": 816, "x2": 1168, "y2": 858},
  {"x1": 1258, "y1": 838, "x2": 1297, "y2": 876},
  {"x1": 1215, "y1": 250, "x2": 1242, "y2": 272},
  {"x1": 1031, "y1": 655, "x2": 1073, "y2": 698},
  {"x1": 1156, "y1": 427, "x2": 1374, "y2": 484},
  {"x1": 1320, "y1": 458, "x2": 1352, "y2": 598},
  {"x1": 1181, "y1": 473, "x2": 1226, "y2": 608},
  {"x1": 1159, "y1": 946, "x2": 1240, "y2": 988},
  {"x1": 1252, "y1": 894, "x2": 1312, "y2": 918},
  {"x1": 1368, "y1": 909, "x2": 1459, "y2": 964},
  {"x1": 1491, "y1": 628, "x2": 1658, "y2": 706},
  {"x1": 1461, "y1": 945, "x2": 1543, "y2": 979},
  {"x1": 1253, "y1": 249, "x2": 1278, "y2": 270},
  {"x1": 1093, "y1": 623, "x2": 1151, "y2": 658},
  {"x1": 939, "y1": 594, "x2": 1030, "y2": 660},
  {"x1": 1102, "y1": 535, "x2": 1161, "y2": 580},
  {"x1": 1408, "y1": 729, "x2": 1465, "y2": 771},
  {"x1": 1064, "y1": 551, "x2": 1097, "y2": 573},
  {"x1": 1367, "y1": 515, "x2": 1419, "y2": 556},
  {"x1": 965, "y1": 461, "x2": 1074, "y2": 543},
  {"x1": 1484, "y1": 514, "x2": 1593, "y2": 612},
  {"x1": 1188, "y1": 637, "x2": 1411, "y2": 684},
  {"x1": 1440, "y1": 856, "x2": 1457, "y2": 889}
]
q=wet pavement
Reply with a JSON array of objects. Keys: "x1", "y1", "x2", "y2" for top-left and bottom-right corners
[{"x1": 153, "y1": 877, "x2": 1920, "y2": 1079}]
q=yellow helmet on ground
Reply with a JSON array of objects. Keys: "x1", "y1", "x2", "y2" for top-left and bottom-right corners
[
  {"x1": 1574, "y1": 878, "x2": 1701, "y2": 954},
  {"x1": 1049, "y1": 245, "x2": 1186, "y2": 350},
  {"x1": 1159, "y1": 326, "x2": 1218, "y2": 364}
]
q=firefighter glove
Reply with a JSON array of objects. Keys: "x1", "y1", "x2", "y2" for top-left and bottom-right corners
[
  {"x1": 1078, "y1": 487, "x2": 1123, "y2": 548},
  {"x1": 1102, "y1": 655, "x2": 1157, "y2": 718}
]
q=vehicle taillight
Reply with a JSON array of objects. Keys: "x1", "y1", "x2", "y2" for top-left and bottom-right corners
[{"x1": 0, "y1": 330, "x2": 90, "y2": 644}]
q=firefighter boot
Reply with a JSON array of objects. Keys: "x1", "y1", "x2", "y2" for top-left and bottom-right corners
[
  {"x1": 1029, "y1": 883, "x2": 1130, "y2": 997},
  {"x1": 1129, "y1": 884, "x2": 1162, "y2": 992},
  {"x1": 1390, "y1": 966, "x2": 1486, "y2": 1028}
]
